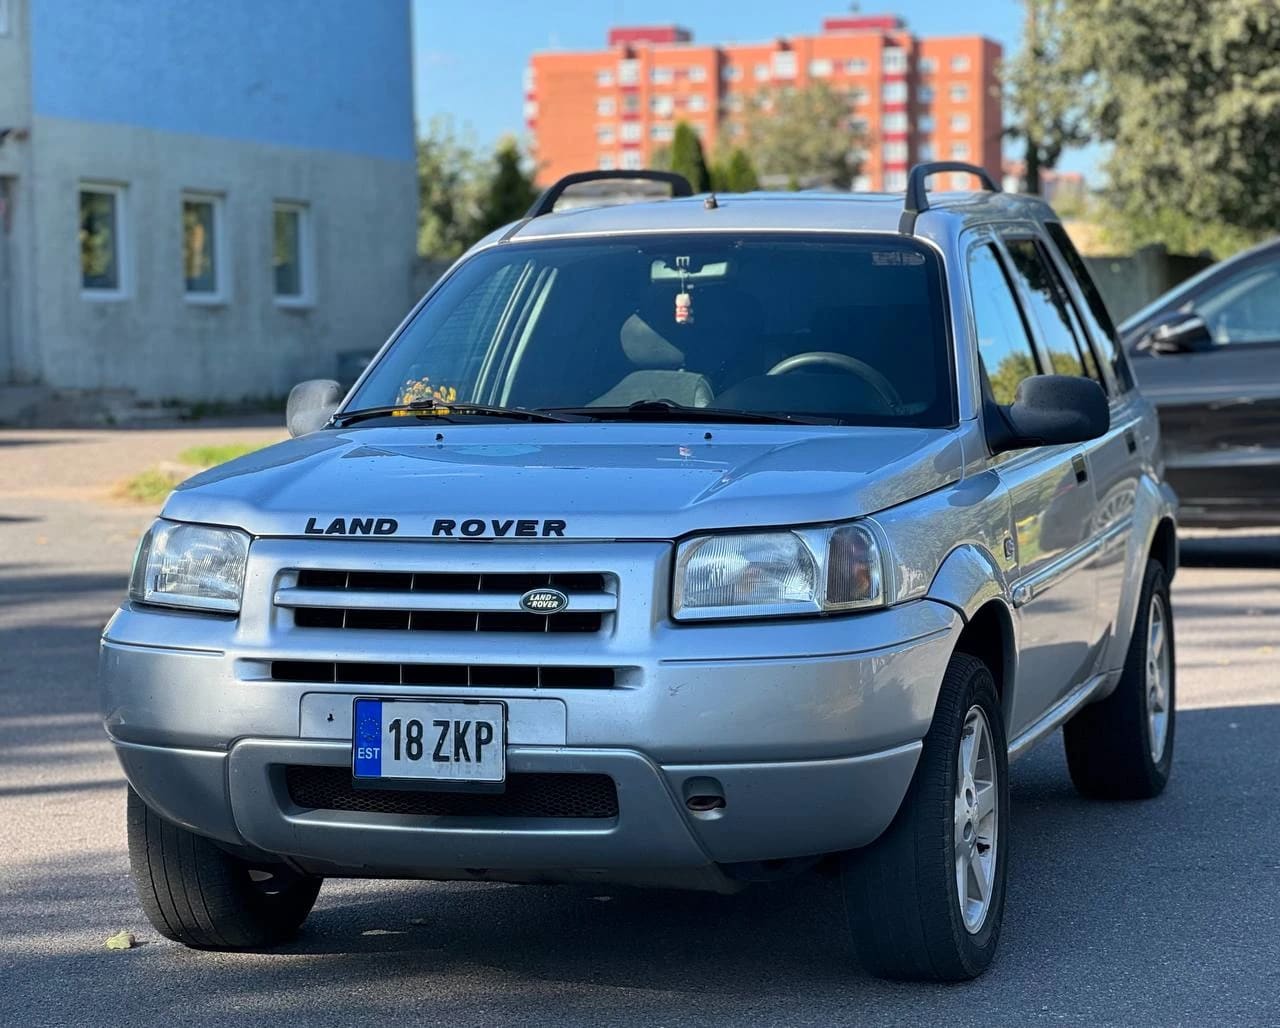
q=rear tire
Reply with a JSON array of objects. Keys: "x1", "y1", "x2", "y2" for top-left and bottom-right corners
[
  {"x1": 127, "y1": 786, "x2": 321, "y2": 949},
  {"x1": 1063, "y1": 559, "x2": 1175, "y2": 800},
  {"x1": 841, "y1": 653, "x2": 1009, "y2": 981}
]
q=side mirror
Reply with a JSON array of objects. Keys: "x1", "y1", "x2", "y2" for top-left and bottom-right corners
[
  {"x1": 286, "y1": 379, "x2": 343, "y2": 438},
  {"x1": 1137, "y1": 312, "x2": 1213, "y2": 355},
  {"x1": 989, "y1": 375, "x2": 1110, "y2": 454}
]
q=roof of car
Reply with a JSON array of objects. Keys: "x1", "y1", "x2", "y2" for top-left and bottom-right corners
[{"x1": 505, "y1": 190, "x2": 1057, "y2": 243}]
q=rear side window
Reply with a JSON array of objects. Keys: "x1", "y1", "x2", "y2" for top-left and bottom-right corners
[
  {"x1": 1044, "y1": 223, "x2": 1134, "y2": 389},
  {"x1": 968, "y1": 244, "x2": 1041, "y2": 405},
  {"x1": 1004, "y1": 238, "x2": 1103, "y2": 386}
]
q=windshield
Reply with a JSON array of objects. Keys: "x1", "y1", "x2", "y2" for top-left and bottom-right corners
[{"x1": 347, "y1": 233, "x2": 954, "y2": 427}]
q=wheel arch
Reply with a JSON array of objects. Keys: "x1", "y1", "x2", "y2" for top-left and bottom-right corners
[{"x1": 926, "y1": 543, "x2": 1019, "y2": 726}]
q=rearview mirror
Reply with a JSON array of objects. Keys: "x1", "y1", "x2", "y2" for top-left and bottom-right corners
[
  {"x1": 1139, "y1": 312, "x2": 1213, "y2": 355},
  {"x1": 286, "y1": 379, "x2": 343, "y2": 438},
  {"x1": 989, "y1": 375, "x2": 1110, "y2": 454}
]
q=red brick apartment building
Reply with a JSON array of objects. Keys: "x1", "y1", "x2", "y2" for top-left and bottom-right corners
[{"x1": 525, "y1": 15, "x2": 1002, "y2": 191}]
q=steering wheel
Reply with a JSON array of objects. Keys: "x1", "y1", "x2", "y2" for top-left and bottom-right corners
[{"x1": 766, "y1": 351, "x2": 904, "y2": 411}]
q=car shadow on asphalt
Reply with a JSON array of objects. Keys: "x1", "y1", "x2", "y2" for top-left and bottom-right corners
[{"x1": 3, "y1": 704, "x2": 1279, "y2": 1025}]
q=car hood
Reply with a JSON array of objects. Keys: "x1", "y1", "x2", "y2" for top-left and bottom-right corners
[{"x1": 162, "y1": 423, "x2": 966, "y2": 539}]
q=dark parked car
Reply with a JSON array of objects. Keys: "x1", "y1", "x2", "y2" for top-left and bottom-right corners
[{"x1": 1120, "y1": 237, "x2": 1280, "y2": 527}]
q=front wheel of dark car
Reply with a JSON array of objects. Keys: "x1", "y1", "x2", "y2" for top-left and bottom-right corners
[
  {"x1": 1063, "y1": 558, "x2": 1175, "y2": 800},
  {"x1": 126, "y1": 786, "x2": 322, "y2": 949},
  {"x1": 840, "y1": 652, "x2": 1009, "y2": 981}
]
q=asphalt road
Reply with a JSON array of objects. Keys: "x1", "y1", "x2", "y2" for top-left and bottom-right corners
[{"x1": 2, "y1": 430, "x2": 1278, "y2": 1027}]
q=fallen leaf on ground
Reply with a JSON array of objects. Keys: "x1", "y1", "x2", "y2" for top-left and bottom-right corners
[{"x1": 105, "y1": 930, "x2": 137, "y2": 950}]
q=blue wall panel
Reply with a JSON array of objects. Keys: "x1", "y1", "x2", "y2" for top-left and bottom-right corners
[{"x1": 32, "y1": 0, "x2": 414, "y2": 161}]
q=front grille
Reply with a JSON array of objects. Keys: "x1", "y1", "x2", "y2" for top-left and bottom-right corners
[
  {"x1": 270, "y1": 660, "x2": 615, "y2": 689},
  {"x1": 283, "y1": 570, "x2": 610, "y2": 634},
  {"x1": 285, "y1": 765, "x2": 619, "y2": 819}
]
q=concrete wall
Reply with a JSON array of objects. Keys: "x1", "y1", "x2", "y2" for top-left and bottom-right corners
[
  {"x1": 1084, "y1": 244, "x2": 1215, "y2": 325},
  {"x1": 29, "y1": 0, "x2": 413, "y2": 162},
  {"x1": 29, "y1": 117, "x2": 417, "y2": 399},
  {"x1": 0, "y1": 0, "x2": 34, "y2": 383}
]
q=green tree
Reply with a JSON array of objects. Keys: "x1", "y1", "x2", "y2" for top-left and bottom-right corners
[
  {"x1": 1058, "y1": 0, "x2": 1280, "y2": 256},
  {"x1": 1005, "y1": 0, "x2": 1089, "y2": 194},
  {"x1": 744, "y1": 83, "x2": 865, "y2": 189},
  {"x1": 710, "y1": 147, "x2": 761, "y2": 193},
  {"x1": 669, "y1": 121, "x2": 712, "y2": 192},
  {"x1": 476, "y1": 136, "x2": 539, "y2": 237},
  {"x1": 416, "y1": 117, "x2": 485, "y2": 259}
]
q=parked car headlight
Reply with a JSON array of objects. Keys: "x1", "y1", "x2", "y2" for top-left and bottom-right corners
[
  {"x1": 673, "y1": 523, "x2": 884, "y2": 621},
  {"x1": 128, "y1": 520, "x2": 250, "y2": 613}
]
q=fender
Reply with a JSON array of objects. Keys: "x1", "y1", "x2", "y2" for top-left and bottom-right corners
[
  {"x1": 926, "y1": 543, "x2": 1020, "y2": 725},
  {"x1": 1100, "y1": 475, "x2": 1178, "y2": 679}
]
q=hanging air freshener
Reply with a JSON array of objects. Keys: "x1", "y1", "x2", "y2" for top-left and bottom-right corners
[{"x1": 674, "y1": 256, "x2": 694, "y2": 325}]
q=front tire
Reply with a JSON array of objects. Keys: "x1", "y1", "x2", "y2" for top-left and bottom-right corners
[
  {"x1": 841, "y1": 653, "x2": 1009, "y2": 981},
  {"x1": 1063, "y1": 558, "x2": 1175, "y2": 799},
  {"x1": 127, "y1": 787, "x2": 322, "y2": 949}
]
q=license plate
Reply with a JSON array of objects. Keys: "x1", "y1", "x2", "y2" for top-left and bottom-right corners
[{"x1": 352, "y1": 698, "x2": 506, "y2": 784}]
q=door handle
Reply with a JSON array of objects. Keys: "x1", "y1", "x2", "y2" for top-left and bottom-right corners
[
  {"x1": 1125, "y1": 429, "x2": 1137, "y2": 453},
  {"x1": 1072, "y1": 455, "x2": 1089, "y2": 484}
]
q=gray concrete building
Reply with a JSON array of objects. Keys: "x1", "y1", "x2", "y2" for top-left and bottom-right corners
[{"x1": 0, "y1": 0, "x2": 417, "y2": 403}]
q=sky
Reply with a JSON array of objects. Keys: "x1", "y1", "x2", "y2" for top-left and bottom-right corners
[{"x1": 411, "y1": 0, "x2": 1101, "y2": 182}]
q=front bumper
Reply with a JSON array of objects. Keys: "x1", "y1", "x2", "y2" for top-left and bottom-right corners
[{"x1": 101, "y1": 588, "x2": 960, "y2": 881}]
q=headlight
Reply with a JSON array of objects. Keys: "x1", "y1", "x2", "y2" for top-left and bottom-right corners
[
  {"x1": 128, "y1": 520, "x2": 250, "y2": 613},
  {"x1": 673, "y1": 523, "x2": 884, "y2": 621}
]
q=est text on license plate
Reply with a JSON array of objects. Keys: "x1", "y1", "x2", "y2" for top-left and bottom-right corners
[{"x1": 352, "y1": 699, "x2": 506, "y2": 784}]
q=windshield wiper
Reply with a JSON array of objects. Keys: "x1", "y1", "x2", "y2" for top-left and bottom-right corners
[
  {"x1": 333, "y1": 401, "x2": 576, "y2": 427},
  {"x1": 547, "y1": 400, "x2": 835, "y2": 425}
]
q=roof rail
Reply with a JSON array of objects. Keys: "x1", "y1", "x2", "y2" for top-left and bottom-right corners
[
  {"x1": 898, "y1": 161, "x2": 1000, "y2": 235},
  {"x1": 525, "y1": 170, "x2": 694, "y2": 219}
]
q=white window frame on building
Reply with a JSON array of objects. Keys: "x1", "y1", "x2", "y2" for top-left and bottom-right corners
[
  {"x1": 596, "y1": 97, "x2": 615, "y2": 116},
  {"x1": 79, "y1": 181, "x2": 129, "y2": 300},
  {"x1": 951, "y1": 54, "x2": 971, "y2": 72},
  {"x1": 651, "y1": 66, "x2": 673, "y2": 85},
  {"x1": 950, "y1": 84, "x2": 969, "y2": 102},
  {"x1": 883, "y1": 81, "x2": 907, "y2": 103},
  {"x1": 950, "y1": 141, "x2": 971, "y2": 159},
  {"x1": 850, "y1": 87, "x2": 868, "y2": 105},
  {"x1": 808, "y1": 58, "x2": 833, "y2": 77},
  {"x1": 272, "y1": 200, "x2": 313, "y2": 308},
  {"x1": 523, "y1": 67, "x2": 535, "y2": 91},
  {"x1": 598, "y1": 153, "x2": 617, "y2": 171},
  {"x1": 919, "y1": 115, "x2": 935, "y2": 133},
  {"x1": 596, "y1": 69, "x2": 614, "y2": 87},
  {"x1": 651, "y1": 123, "x2": 674, "y2": 142},
  {"x1": 883, "y1": 112, "x2": 908, "y2": 133},
  {"x1": 619, "y1": 122, "x2": 642, "y2": 143},
  {"x1": 722, "y1": 63, "x2": 741, "y2": 81},
  {"x1": 620, "y1": 151, "x2": 643, "y2": 170},
  {"x1": 687, "y1": 93, "x2": 707, "y2": 112},
  {"x1": 621, "y1": 93, "x2": 639, "y2": 114},
  {"x1": 688, "y1": 65, "x2": 707, "y2": 82},
  {"x1": 883, "y1": 48, "x2": 907, "y2": 74},
  {"x1": 754, "y1": 63, "x2": 770, "y2": 82},
  {"x1": 884, "y1": 141, "x2": 908, "y2": 162},
  {"x1": 181, "y1": 191, "x2": 227, "y2": 304},
  {"x1": 950, "y1": 172, "x2": 972, "y2": 189},
  {"x1": 919, "y1": 142, "x2": 936, "y2": 160},
  {"x1": 845, "y1": 58, "x2": 867, "y2": 74},
  {"x1": 885, "y1": 170, "x2": 907, "y2": 191},
  {"x1": 919, "y1": 56, "x2": 938, "y2": 73},
  {"x1": 522, "y1": 99, "x2": 538, "y2": 119},
  {"x1": 596, "y1": 125, "x2": 615, "y2": 144},
  {"x1": 651, "y1": 95, "x2": 673, "y2": 116},
  {"x1": 919, "y1": 85, "x2": 934, "y2": 103},
  {"x1": 853, "y1": 174, "x2": 872, "y2": 191},
  {"x1": 950, "y1": 113, "x2": 971, "y2": 132},
  {"x1": 772, "y1": 51, "x2": 797, "y2": 79},
  {"x1": 617, "y1": 59, "x2": 639, "y2": 85}
]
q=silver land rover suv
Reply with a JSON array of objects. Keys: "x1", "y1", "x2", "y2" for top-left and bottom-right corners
[{"x1": 102, "y1": 163, "x2": 1178, "y2": 981}]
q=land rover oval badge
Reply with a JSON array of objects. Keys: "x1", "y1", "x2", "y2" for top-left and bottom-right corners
[{"x1": 520, "y1": 588, "x2": 569, "y2": 614}]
